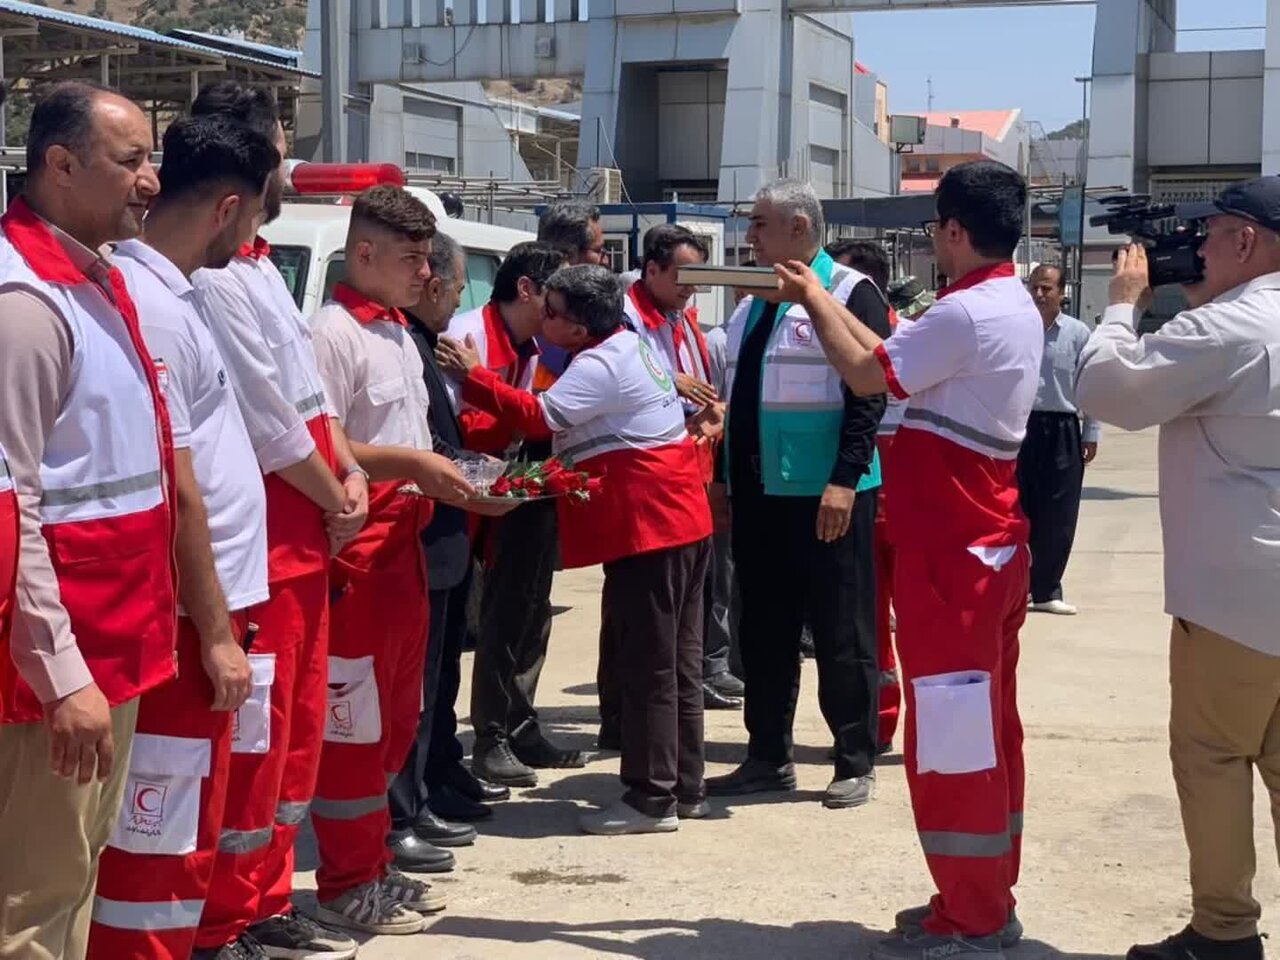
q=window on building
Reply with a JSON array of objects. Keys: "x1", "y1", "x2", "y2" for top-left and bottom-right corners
[
  {"x1": 404, "y1": 151, "x2": 456, "y2": 174},
  {"x1": 925, "y1": 156, "x2": 940, "y2": 173}
]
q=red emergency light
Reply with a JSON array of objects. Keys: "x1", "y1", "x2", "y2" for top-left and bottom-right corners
[{"x1": 286, "y1": 162, "x2": 406, "y2": 195}]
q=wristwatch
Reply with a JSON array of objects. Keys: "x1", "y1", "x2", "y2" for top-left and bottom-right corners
[{"x1": 341, "y1": 464, "x2": 370, "y2": 483}]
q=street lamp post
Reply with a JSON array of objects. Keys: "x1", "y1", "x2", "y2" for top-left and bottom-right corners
[{"x1": 1072, "y1": 75, "x2": 1091, "y2": 316}]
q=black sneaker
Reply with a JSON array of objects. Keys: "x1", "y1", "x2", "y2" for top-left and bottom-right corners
[
  {"x1": 193, "y1": 935, "x2": 268, "y2": 960},
  {"x1": 247, "y1": 909, "x2": 357, "y2": 960},
  {"x1": 511, "y1": 727, "x2": 585, "y2": 769},
  {"x1": 1128, "y1": 927, "x2": 1264, "y2": 960}
]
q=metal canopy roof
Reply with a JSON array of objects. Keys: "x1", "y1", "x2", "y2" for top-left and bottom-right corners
[{"x1": 0, "y1": 0, "x2": 314, "y2": 121}]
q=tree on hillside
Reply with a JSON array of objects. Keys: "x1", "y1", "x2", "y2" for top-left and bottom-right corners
[
  {"x1": 1048, "y1": 118, "x2": 1088, "y2": 141},
  {"x1": 133, "y1": 0, "x2": 306, "y2": 49}
]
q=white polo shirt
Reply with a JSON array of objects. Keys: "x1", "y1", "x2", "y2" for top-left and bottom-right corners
[
  {"x1": 192, "y1": 251, "x2": 331, "y2": 474},
  {"x1": 310, "y1": 283, "x2": 433, "y2": 452},
  {"x1": 874, "y1": 263, "x2": 1043, "y2": 551},
  {"x1": 115, "y1": 239, "x2": 269, "y2": 612}
]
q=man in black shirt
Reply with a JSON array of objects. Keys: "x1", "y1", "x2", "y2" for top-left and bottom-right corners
[
  {"x1": 388, "y1": 232, "x2": 510, "y2": 872},
  {"x1": 707, "y1": 179, "x2": 890, "y2": 810}
]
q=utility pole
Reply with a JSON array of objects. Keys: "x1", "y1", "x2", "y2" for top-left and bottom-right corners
[
  {"x1": 321, "y1": 0, "x2": 349, "y2": 163},
  {"x1": 1072, "y1": 75, "x2": 1092, "y2": 315}
]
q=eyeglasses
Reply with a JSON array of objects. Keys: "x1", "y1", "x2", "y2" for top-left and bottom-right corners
[{"x1": 921, "y1": 219, "x2": 941, "y2": 238}]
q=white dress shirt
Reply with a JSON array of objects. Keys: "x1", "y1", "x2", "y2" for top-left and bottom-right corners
[{"x1": 1076, "y1": 272, "x2": 1280, "y2": 656}]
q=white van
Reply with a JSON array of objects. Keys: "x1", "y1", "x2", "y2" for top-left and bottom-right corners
[{"x1": 260, "y1": 165, "x2": 534, "y2": 316}]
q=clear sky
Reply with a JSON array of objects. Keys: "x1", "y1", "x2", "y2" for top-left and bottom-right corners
[{"x1": 851, "y1": 0, "x2": 1266, "y2": 135}]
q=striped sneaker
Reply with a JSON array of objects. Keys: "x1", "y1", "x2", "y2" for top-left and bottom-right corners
[
  {"x1": 893, "y1": 905, "x2": 1023, "y2": 949},
  {"x1": 381, "y1": 868, "x2": 448, "y2": 914},
  {"x1": 314, "y1": 879, "x2": 425, "y2": 936}
]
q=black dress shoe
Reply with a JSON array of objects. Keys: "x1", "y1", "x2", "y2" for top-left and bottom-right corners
[
  {"x1": 472, "y1": 740, "x2": 538, "y2": 788},
  {"x1": 511, "y1": 730, "x2": 585, "y2": 769},
  {"x1": 388, "y1": 830, "x2": 456, "y2": 874},
  {"x1": 429, "y1": 784, "x2": 494, "y2": 823},
  {"x1": 413, "y1": 809, "x2": 477, "y2": 847},
  {"x1": 705, "y1": 758, "x2": 797, "y2": 796},
  {"x1": 1129, "y1": 927, "x2": 1264, "y2": 960},
  {"x1": 706, "y1": 672, "x2": 745, "y2": 698},
  {"x1": 703, "y1": 683, "x2": 743, "y2": 710},
  {"x1": 441, "y1": 762, "x2": 510, "y2": 803}
]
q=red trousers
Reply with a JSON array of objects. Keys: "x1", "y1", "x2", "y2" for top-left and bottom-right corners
[
  {"x1": 894, "y1": 546, "x2": 1028, "y2": 938},
  {"x1": 312, "y1": 537, "x2": 429, "y2": 903},
  {"x1": 196, "y1": 573, "x2": 329, "y2": 949},
  {"x1": 88, "y1": 616, "x2": 244, "y2": 960},
  {"x1": 874, "y1": 486, "x2": 901, "y2": 748}
]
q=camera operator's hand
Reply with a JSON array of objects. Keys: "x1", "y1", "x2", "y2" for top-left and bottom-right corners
[{"x1": 1110, "y1": 244, "x2": 1152, "y2": 306}]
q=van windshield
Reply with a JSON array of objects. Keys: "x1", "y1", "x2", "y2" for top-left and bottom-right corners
[{"x1": 268, "y1": 245, "x2": 312, "y2": 309}]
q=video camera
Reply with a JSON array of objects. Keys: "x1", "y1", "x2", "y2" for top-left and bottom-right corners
[{"x1": 1089, "y1": 195, "x2": 1206, "y2": 287}]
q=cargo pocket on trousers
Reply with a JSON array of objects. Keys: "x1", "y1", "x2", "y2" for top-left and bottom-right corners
[
  {"x1": 324, "y1": 655, "x2": 382, "y2": 745},
  {"x1": 912, "y1": 670, "x2": 997, "y2": 775},
  {"x1": 232, "y1": 653, "x2": 276, "y2": 755},
  {"x1": 108, "y1": 733, "x2": 211, "y2": 855}
]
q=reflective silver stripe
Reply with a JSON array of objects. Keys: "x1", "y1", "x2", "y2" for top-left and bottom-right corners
[
  {"x1": 0, "y1": 458, "x2": 9, "y2": 482},
  {"x1": 276, "y1": 800, "x2": 310, "y2": 826},
  {"x1": 902, "y1": 408, "x2": 1022, "y2": 454},
  {"x1": 40, "y1": 469, "x2": 162, "y2": 507},
  {"x1": 761, "y1": 401, "x2": 842, "y2": 413},
  {"x1": 559, "y1": 425, "x2": 687, "y2": 463},
  {"x1": 764, "y1": 355, "x2": 830, "y2": 367},
  {"x1": 218, "y1": 825, "x2": 273, "y2": 854},
  {"x1": 1010, "y1": 811, "x2": 1023, "y2": 836},
  {"x1": 919, "y1": 829, "x2": 1011, "y2": 858},
  {"x1": 92, "y1": 896, "x2": 204, "y2": 931},
  {"x1": 541, "y1": 394, "x2": 574, "y2": 430},
  {"x1": 310, "y1": 794, "x2": 387, "y2": 820},
  {"x1": 295, "y1": 392, "x2": 326, "y2": 417}
]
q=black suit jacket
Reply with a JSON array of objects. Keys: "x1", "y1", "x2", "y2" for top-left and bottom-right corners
[{"x1": 407, "y1": 314, "x2": 470, "y2": 592}]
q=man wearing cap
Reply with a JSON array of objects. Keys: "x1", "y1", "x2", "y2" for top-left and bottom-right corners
[{"x1": 1077, "y1": 176, "x2": 1280, "y2": 960}]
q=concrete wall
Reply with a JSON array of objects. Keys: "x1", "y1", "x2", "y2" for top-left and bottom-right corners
[{"x1": 1145, "y1": 50, "x2": 1263, "y2": 169}]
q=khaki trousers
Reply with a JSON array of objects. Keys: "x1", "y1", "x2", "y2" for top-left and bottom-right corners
[
  {"x1": 0, "y1": 698, "x2": 139, "y2": 960},
  {"x1": 1170, "y1": 618, "x2": 1280, "y2": 941}
]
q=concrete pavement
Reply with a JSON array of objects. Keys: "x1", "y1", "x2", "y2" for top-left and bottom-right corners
[{"x1": 295, "y1": 428, "x2": 1279, "y2": 959}]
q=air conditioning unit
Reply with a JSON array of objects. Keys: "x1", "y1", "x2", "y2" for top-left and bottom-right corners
[
  {"x1": 534, "y1": 36, "x2": 555, "y2": 59},
  {"x1": 587, "y1": 167, "x2": 623, "y2": 204},
  {"x1": 403, "y1": 41, "x2": 425, "y2": 64}
]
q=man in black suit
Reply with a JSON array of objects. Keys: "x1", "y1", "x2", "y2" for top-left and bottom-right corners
[{"x1": 387, "y1": 231, "x2": 510, "y2": 871}]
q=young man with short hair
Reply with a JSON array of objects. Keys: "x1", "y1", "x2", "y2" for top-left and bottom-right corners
[
  {"x1": 87, "y1": 113, "x2": 277, "y2": 960},
  {"x1": 189, "y1": 82, "x2": 363, "y2": 960},
  {"x1": 773, "y1": 160, "x2": 1043, "y2": 960},
  {"x1": 309, "y1": 185, "x2": 475, "y2": 936},
  {"x1": 439, "y1": 242, "x2": 577, "y2": 790}
]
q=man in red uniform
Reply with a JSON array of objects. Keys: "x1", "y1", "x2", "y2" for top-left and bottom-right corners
[
  {"x1": 85, "y1": 114, "x2": 279, "y2": 960},
  {"x1": 438, "y1": 263, "x2": 713, "y2": 835},
  {"x1": 440, "y1": 242, "x2": 574, "y2": 789},
  {"x1": 189, "y1": 82, "x2": 365, "y2": 960},
  {"x1": 827, "y1": 238, "x2": 904, "y2": 752},
  {"x1": 772, "y1": 160, "x2": 1042, "y2": 960},
  {"x1": 309, "y1": 185, "x2": 476, "y2": 935},
  {"x1": 0, "y1": 82, "x2": 176, "y2": 960}
]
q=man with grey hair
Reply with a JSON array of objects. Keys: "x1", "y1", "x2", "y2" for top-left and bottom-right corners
[
  {"x1": 706, "y1": 178, "x2": 890, "y2": 810},
  {"x1": 387, "y1": 230, "x2": 510, "y2": 870}
]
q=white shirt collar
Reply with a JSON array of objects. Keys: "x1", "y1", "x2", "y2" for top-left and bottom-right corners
[{"x1": 114, "y1": 238, "x2": 194, "y2": 298}]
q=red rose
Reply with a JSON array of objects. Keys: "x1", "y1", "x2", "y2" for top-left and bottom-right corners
[
  {"x1": 491, "y1": 476, "x2": 512, "y2": 495},
  {"x1": 540, "y1": 457, "x2": 564, "y2": 476},
  {"x1": 510, "y1": 476, "x2": 526, "y2": 490},
  {"x1": 525, "y1": 479, "x2": 544, "y2": 496},
  {"x1": 544, "y1": 473, "x2": 574, "y2": 495}
]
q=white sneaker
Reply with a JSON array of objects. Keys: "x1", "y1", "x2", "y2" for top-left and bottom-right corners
[
  {"x1": 313, "y1": 879, "x2": 426, "y2": 936},
  {"x1": 1029, "y1": 599, "x2": 1078, "y2": 616},
  {"x1": 578, "y1": 801, "x2": 679, "y2": 836}
]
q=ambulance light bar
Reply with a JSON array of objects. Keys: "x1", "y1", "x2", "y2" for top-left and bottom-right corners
[{"x1": 285, "y1": 162, "x2": 407, "y2": 195}]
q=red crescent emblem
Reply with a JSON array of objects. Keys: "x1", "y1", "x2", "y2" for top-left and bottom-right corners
[{"x1": 135, "y1": 786, "x2": 162, "y2": 814}]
